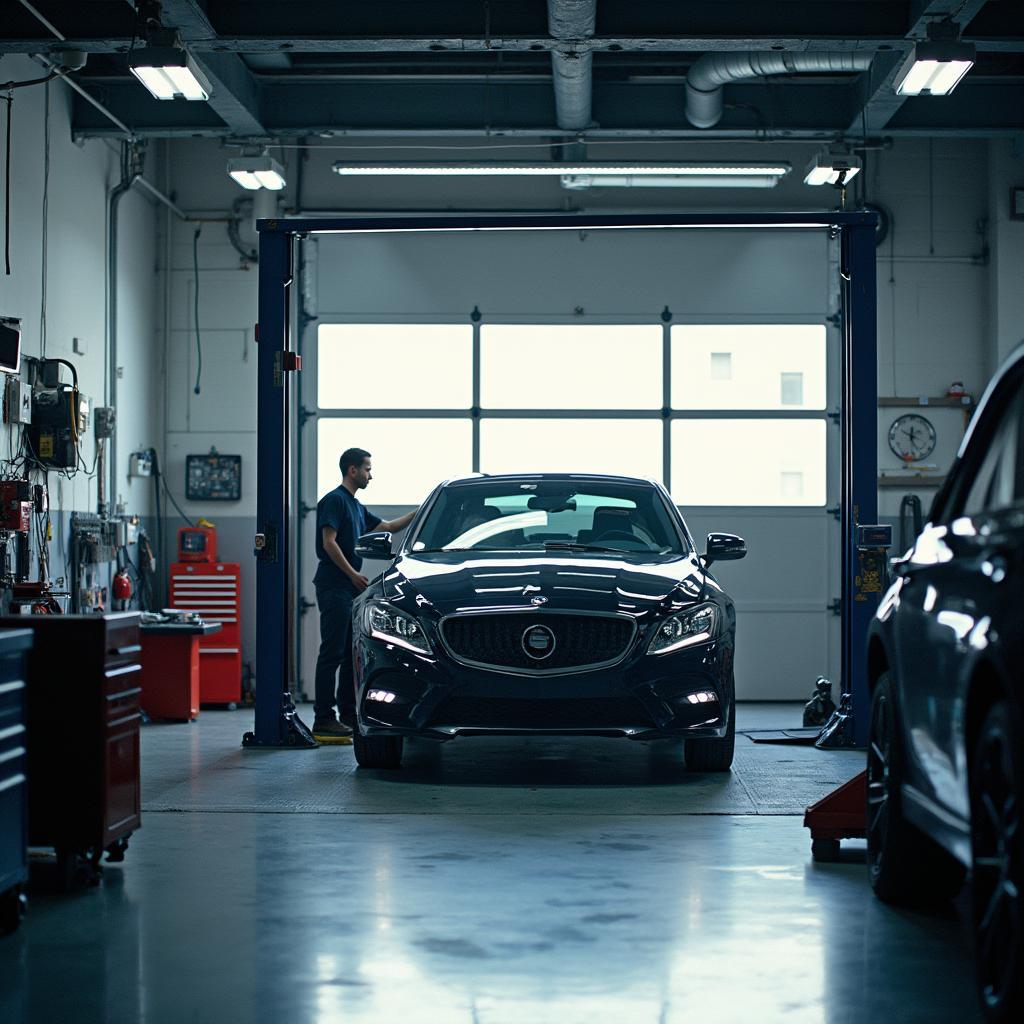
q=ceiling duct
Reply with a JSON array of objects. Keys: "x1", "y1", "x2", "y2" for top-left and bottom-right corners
[
  {"x1": 685, "y1": 51, "x2": 874, "y2": 129},
  {"x1": 548, "y1": 0, "x2": 597, "y2": 131}
]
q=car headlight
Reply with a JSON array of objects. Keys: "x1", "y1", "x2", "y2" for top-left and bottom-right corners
[
  {"x1": 364, "y1": 601, "x2": 432, "y2": 655},
  {"x1": 647, "y1": 603, "x2": 718, "y2": 655}
]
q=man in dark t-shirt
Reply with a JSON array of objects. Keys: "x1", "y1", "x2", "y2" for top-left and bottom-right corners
[{"x1": 312, "y1": 447, "x2": 418, "y2": 740}]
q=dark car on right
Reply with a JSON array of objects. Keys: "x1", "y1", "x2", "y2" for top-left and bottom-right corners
[{"x1": 867, "y1": 346, "x2": 1024, "y2": 1023}]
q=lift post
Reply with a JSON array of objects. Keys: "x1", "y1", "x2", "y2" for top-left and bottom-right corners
[{"x1": 247, "y1": 212, "x2": 879, "y2": 748}]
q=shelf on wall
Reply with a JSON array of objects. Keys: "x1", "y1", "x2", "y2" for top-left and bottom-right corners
[
  {"x1": 878, "y1": 474, "x2": 946, "y2": 489},
  {"x1": 878, "y1": 396, "x2": 973, "y2": 408}
]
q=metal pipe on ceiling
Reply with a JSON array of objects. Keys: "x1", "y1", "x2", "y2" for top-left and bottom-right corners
[
  {"x1": 547, "y1": 0, "x2": 596, "y2": 132},
  {"x1": 685, "y1": 51, "x2": 875, "y2": 128}
]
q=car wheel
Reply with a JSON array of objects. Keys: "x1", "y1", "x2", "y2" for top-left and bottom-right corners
[
  {"x1": 353, "y1": 731, "x2": 404, "y2": 769},
  {"x1": 867, "y1": 671, "x2": 966, "y2": 905},
  {"x1": 684, "y1": 673, "x2": 736, "y2": 773},
  {"x1": 970, "y1": 701, "x2": 1023, "y2": 1024}
]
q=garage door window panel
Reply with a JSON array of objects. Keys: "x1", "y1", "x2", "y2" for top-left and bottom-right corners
[
  {"x1": 481, "y1": 325, "x2": 662, "y2": 410},
  {"x1": 671, "y1": 420, "x2": 827, "y2": 506},
  {"x1": 317, "y1": 418, "x2": 472, "y2": 504},
  {"x1": 671, "y1": 325, "x2": 826, "y2": 411},
  {"x1": 480, "y1": 419, "x2": 663, "y2": 479},
  {"x1": 317, "y1": 324, "x2": 473, "y2": 410}
]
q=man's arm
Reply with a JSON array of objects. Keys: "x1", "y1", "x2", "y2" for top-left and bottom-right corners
[
  {"x1": 321, "y1": 526, "x2": 369, "y2": 592},
  {"x1": 375, "y1": 509, "x2": 418, "y2": 534}
]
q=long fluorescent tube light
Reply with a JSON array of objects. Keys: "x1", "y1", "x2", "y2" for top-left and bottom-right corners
[
  {"x1": 803, "y1": 152, "x2": 862, "y2": 186},
  {"x1": 129, "y1": 31, "x2": 211, "y2": 101},
  {"x1": 332, "y1": 162, "x2": 792, "y2": 178},
  {"x1": 561, "y1": 173, "x2": 786, "y2": 189},
  {"x1": 227, "y1": 155, "x2": 287, "y2": 191}
]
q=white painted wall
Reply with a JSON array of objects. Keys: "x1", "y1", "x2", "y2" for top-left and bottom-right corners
[
  {"x1": 0, "y1": 57, "x2": 162, "y2": 590},
  {"x1": 159, "y1": 135, "x2": 1019, "y2": 686}
]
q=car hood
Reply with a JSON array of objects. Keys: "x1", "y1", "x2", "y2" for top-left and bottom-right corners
[{"x1": 381, "y1": 550, "x2": 716, "y2": 623}]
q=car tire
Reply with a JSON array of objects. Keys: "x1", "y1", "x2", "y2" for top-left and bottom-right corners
[
  {"x1": 970, "y1": 701, "x2": 1023, "y2": 1024},
  {"x1": 684, "y1": 673, "x2": 736, "y2": 773},
  {"x1": 353, "y1": 731, "x2": 404, "y2": 769},
  {"x1": 867, "y1": 671, "x2": 966, "y2": 905}
]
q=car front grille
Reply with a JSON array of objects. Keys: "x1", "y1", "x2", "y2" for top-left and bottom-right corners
[
  {"x1": 439, "y1": 612, "x2": 635, "y2": 673},
  {"x1": 428, "y1": 695, "x2": 652, "y2": 730}
]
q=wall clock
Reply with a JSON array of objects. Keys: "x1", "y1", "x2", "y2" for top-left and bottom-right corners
[{"x1": 888, "y1": 413, "x2": 937, "y2": 462}]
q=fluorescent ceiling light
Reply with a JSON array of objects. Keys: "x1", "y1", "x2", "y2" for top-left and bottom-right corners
[
  {"x1": 803, "y1": 151, "x2": 862, "y2": 186},
  {"x1": 332, "y1": 162, "x2": 792, "y2": 178},
  {"x1": 561, "y1": 173, "x2": 786, "y2": 189},
  {"x1": 227, "y1": 154, "x2": 287, "y2": 191},
  {"x1": 129, "y1": 31, "x2": 211, "y2": 101},
  {"x1": 893, "y1": 36, "x2": 975, "y2": 96}
]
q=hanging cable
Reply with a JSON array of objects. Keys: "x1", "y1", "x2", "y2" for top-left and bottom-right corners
[
  {"x1": 193, "y1": 226, "x2": 203, "y2": 394},
  {"x1": 4, "y1": 91, "x2": 12, "y2": 276},
  {"x1": 40, "y1": 80, "x2": 50, "y2": 355}
]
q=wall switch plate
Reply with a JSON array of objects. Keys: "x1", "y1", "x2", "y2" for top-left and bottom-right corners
[
  {"x1": 5, "y1": 377, "x2": 31, "y2": 424},
  {"x1": 72, "y1": 336, "x2": 86, "y2": 355}
]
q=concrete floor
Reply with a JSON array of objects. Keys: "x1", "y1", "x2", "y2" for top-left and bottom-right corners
[{"x1": 1, "y1": 704, "x2": 980, "y2": 1024}]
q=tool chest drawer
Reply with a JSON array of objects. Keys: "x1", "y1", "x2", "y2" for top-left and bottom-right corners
[
  {"x1": 0, "y1": 614, "x2": 141, "y2": 871},
  {"x1": 0, "y1": 629, "x2": 33, "y2": 932}
]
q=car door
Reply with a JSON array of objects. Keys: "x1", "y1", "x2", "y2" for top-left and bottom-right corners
[{"x1": 895, "y1": 373, "x2": 1024, "y2": 818}]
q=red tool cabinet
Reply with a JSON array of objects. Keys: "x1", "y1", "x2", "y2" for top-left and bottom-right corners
[
  {"x1": 0, "y1": 613, "x2": 142, "y2": 881},
  {"x1": 169, "y1": 562, "x2": 242, "y2": 706}
]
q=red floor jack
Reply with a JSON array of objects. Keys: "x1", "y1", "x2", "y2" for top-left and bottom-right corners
[{"x1": 804, "y1": 771, "x2": 867, "y2": 861}]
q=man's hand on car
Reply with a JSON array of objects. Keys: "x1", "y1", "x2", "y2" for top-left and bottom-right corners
[{"x1": 349, "y1": 573, "x2": 370, "y2": 593}]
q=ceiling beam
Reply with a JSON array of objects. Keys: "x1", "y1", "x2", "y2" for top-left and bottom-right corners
[
  {"x1": 70, "y1": 76, "x2": 1024, "y2": 139},
  {"x1": 7, "y1": 34, "x2": 1024, "y2": 56},
  {"x1": 156, "y1": 0, "x2": 266, "y2": 136},
  {"x1": 849, "y1": 0, "x2": 991, "y2": 133}
]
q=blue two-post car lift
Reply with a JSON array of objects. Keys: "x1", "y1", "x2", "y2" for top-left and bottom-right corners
[{"x1": 243, "y1": 211, "x2": 881, "y2": 751}]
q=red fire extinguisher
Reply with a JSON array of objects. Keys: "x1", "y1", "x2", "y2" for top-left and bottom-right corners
[{"x1": 113, "y1": 569, "x2": 133, "y2": 610}]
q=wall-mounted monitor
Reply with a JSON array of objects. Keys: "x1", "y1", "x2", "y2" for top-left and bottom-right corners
[{"x1": 0, "y1": 318, "x2": 22, "y2": 375}]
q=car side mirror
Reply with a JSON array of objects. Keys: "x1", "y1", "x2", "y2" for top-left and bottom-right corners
[
  {"x1": 355, "y1": 531, "x2": 394, "y2": 560},
  {"x1": 703, "y1": 532, "x2": 747, "y2": 566}
]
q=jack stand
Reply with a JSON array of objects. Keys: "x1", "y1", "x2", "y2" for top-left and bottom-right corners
[
  {"x1": 815, "y1": 690, "x2": 858, "y2": 748},
  {"x1": 803, "y1": 676, "x2": 837, "y2": 727},
  {"x1": 242, "y1": 691, "x2": 319, "y2": 748},
  {"x1": 804, "y1": 770, "x2": 867, "y2": 861}
]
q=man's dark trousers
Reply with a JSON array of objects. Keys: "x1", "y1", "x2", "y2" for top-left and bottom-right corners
[{"x1": 313, "y1": 585, "x2": 357, "y2": 723}]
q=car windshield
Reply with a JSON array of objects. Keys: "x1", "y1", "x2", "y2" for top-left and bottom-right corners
[{"x1": 412, "y1": 479, "x2": 687, "y2": 556}]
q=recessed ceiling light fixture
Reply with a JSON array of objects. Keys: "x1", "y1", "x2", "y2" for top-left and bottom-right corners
[
  {"x1": 129, "y1": 28, "x2": 211, "y2": 101},
  {"x1": 893, "y1": 22, "x2": 976, "y2": 96},
  {"x1": 227, "y1": 153, "x2": 287, "y2": 191},
  {"x1": 803, "y1": 150, "x2": 862, "y2": 187}
]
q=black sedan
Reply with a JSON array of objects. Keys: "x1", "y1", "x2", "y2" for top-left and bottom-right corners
[
  {"x1": 349, "y1": 473, "x2": 746, "y2": 772},
  {"x1": 867, "y1": 347, "x2": 1024, "y2": 1023}
]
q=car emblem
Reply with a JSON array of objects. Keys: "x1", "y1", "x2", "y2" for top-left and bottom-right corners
[
  {"x1": 530, "y1": 596, "x2": 548, "y2": 606},
  {"x1": 522, "y1": 624, "x2": 556, "y2": 660}
]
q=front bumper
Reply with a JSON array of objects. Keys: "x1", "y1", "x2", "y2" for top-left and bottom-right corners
[{"x1": 353, "y1": 627, "x2": 733, "y2": 741}]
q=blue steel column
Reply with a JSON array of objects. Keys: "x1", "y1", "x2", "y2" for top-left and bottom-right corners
[
  {"x1": 253, "y1": 226, "x2": 292, "y2": 745},
  {"x1": 843, "y1": 223, "x2": 878, "y2": 747}
]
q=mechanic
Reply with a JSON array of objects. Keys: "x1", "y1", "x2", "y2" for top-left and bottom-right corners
[{"x1": 312, "y1": 447, "x2": 418, "y2": 741}]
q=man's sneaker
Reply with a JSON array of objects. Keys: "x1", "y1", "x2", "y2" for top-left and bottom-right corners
[{"x1": 312, "y1": 718, "x2": 353, "y2": 744}]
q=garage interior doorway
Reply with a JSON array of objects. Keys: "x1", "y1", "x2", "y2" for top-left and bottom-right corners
[{"x1": 299, "y1": 227, "x2": 840, "y2": 702}]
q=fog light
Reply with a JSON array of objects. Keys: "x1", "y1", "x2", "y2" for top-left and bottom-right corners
[
  {"x1": 686, "y1": 691, "x2": 718, "y2": 704},
  {"x1": 367, "y1": 689, "x2": 397, "y2": 704}
]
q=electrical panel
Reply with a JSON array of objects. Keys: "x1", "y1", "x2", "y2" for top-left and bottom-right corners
[
  {"x1": 28, "y1": 385, "x2": 89, "y2": 468},
  {"x1": 4, "y1": 377, "x2": 31, "y2": 424},
  {"x1": 129, "y1": 451, "x2": 153, "y2": 477},
  {"x1": 186, "y1": 451, "x2": 242, "y2": 501},
  {"x1": 94, "y1": 406, "x2": 116, "y2": 439}
]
